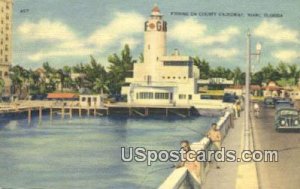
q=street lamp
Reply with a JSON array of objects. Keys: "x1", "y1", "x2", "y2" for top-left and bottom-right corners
[{"x1": 244, "y1": 30, "x2": 262, "y2": 151}]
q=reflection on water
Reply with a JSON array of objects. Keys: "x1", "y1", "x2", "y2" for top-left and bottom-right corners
[{"x1": 0, "y1": 114, "x2": 217, "y2": 189}]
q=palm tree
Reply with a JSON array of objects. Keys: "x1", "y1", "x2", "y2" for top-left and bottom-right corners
[
  {"x1": 261, "y1": 63, "x2": 280, "y2": 83},
  {"x1": 233, "y1": 67, "x2": 242, "y2": 86},
  {"x1": 10, "y1": 65, "x2": 30, "y2": 98},
  {"x1": 108, "y1": 44, "x2": 136, "y2": 94},
  {"x1": 193, "y1": 57, "x2": 210, "y2": 79},
  {"x1": 56, "y1": 69, "x2": 67, "y2": 92},
  {"x1": 93, "y1": 78, "x2": 109, "y2": 95},
  {"x1": 276, "y1": 62, "x2": 289, "y2": 80},
  {"x1": 288, "y1": 64, "x2": 299, "y2": 85}
]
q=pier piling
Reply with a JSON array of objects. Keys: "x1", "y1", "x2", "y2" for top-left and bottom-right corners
[
  {"x1": 39, "y1": 107, "x2": 42, "y2": 122},
  {"x1": 50, "y1": 106, "x2": 53, "y2": 121},
  {"x1": 28, "y1": 108, "x2": 32, "y2": 124},
  {"x1": 61, "y1": 106, "x2": 65, "y2": 119}
]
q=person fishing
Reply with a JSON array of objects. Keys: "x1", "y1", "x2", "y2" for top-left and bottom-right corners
[{"x1": 176, "y1": 140, "x2": 201, "y2": 183}]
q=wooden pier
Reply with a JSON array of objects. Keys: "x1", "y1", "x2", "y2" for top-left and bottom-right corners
[{"x1": 0, "y1": 102, "x2": 195, "y2": 124}]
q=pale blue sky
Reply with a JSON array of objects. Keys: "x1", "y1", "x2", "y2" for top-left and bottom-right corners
[{"x1": 13, "y1": 0, "x2": 300, "y2": 70}]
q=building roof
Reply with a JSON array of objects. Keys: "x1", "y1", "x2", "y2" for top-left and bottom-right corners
[
  {"x1": 262, "y1": 86, "x2": 283, "y2": 91},
  {"x1": 226, "y1": 85, "x2": 262, "y2": 90},
  {"x1": 151, "y1": 4, "x2": 162, "y2": 16},
  {"x1": 160, "y1": 55, "x2": 191, "y2": 62},
  {"x1": 152, "y1": 5, "x2": 160, "y2": 13},
  {"x1": 47, "y1": 93, "x2": 79, "y2": 99}
]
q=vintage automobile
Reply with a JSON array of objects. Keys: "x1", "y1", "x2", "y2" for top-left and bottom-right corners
[
  {"x1": 263, "y1": 97, "x2": 275, "y2": 108},
  {"x1": 275, "y1": 98, "x2": 294, "y2": 110},
  {"x1": 275, "y1": 108, "x2": 300, "y2": 131}
]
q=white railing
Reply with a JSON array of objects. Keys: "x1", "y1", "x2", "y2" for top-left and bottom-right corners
[{"x1": 158, "y1": 111, "x2": 233, "y2": 189}]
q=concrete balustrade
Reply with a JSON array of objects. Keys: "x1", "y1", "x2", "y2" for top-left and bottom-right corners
[{"x1": 159, "y1": 111, "x2": 233, "y2": 189}]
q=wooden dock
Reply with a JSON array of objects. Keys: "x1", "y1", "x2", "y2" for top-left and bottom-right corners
[{"x1": 0, "y1": 102, "x2": 195, "y2": 124}]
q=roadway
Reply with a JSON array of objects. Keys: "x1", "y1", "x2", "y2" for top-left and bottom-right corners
[{"x1": 252, "y1": 105, "x2": 300, "y2": 189}]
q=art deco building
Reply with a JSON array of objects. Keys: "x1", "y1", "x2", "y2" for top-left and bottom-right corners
[
  {"x1": 122, "y1": 5, "x2": 201, "y2": 105},
  {"x1": 0, "y1": 0, "x2": 12, "y2": 96}
]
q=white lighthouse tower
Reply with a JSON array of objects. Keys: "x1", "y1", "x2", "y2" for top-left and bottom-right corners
[
  {"x1": 122, "y1": 5, "x2": 201, "y2": 106},
  {"x1": 143, "y1": 5, "x2": 167, "y2": 81}
]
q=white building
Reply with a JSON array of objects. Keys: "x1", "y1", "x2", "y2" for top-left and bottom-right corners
[
  {"x1": 79, "y1": 95, "x2": 103, "y2": 107},
  {"x1": 0, "y1": 0, "x2": 12, "y2": 96},
  {"x1": 121, "y1": 5, "x2": 201, "y2": 106}
]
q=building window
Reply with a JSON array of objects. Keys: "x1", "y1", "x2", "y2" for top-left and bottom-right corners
[
  {"x1": 0, "y1": 71, "x2": 2, "y2": 78},
  {"x1": 5, "y1": 55, "x2": 8, "y2": 62},
  {"x1": 179, "y1": 94, "x2": 186, "y2": 99},
  {"x1": 162, "y1": 76, "x2": 165, "y2": 79},
  {"x1": 6, "y1": 4, "x2": 9, "y2": 9},
  {"x1": 6, "y1": 14, "x2": 9, "y2": 20},
  {"x1": 155, "y1": 93, "x2": 169, "y2": 99},
  {"x1": 178, "y1": 77, "x2": 181, "y2": 79},
  {"x1": 146, "y1": 75, "x2": 151, "y2": 85},
  {"x1": 173, "y1": 76, "x2": 176, "y2": 79},
  {"x1": 138, "y1": 92, "x2": 154, "y2": 99},
  {"x1": 188, "y1": 95, "x2": 192, "y2": 100},
  {"x1": 167, "y1": 76, "x2": 170, "y2": 79},
  {"x1": 0, "y1": 49, "x2": 2, "y2": 55},
  {"x1": 148, "y1": 44, "x2": 150, "y2": 50},
  {"x1": 183, "y1": 77, "x2": 187, "y2": 79},
  {"x1": 5, "y1": 45, "x2": 8, "y2": 51},
  {"x1": 4, "y1": 72, "x2": 8, "y2": 77}
]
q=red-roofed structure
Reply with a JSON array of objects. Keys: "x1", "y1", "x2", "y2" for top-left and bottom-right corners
[{"x1": 47, "y1": 93, "x2": 79, "y2": 99}]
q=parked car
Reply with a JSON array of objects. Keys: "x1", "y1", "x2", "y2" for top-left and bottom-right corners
[
  {"x1": 275, "y1": 98, "x2": 294, "y2": 110},
  {"x1": 275, "y1": 108, "x2": 300, "y2": 131},
  {"x1": 263, "y1": 97, "x2": 275, "y2": 108},
  {"x1": 223, "y1": 93, "x2": 237, "y2": 103}
]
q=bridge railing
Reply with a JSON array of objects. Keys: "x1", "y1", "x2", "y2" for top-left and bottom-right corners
[{"x1": 159, "y1": 111, "x2": 234, "y2": 189}]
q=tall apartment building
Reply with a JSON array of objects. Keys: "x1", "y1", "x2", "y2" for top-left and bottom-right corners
[{"x1": 0, "y1": 0, "x2": 12, "y2": 96}]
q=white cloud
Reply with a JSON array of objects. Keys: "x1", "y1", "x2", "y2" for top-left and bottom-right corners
[
  {"x1": 88, "y1": 12, "x2": 144, "y2": 49},
  {"x1": 169, "y1": 18, "x2": 240, "y2": 46},
  {"x1": 272, "y1": 50, "x2": 299, "y2": 62},
  {"x1": 254, "y1": 20, "x2": 299, "y2": 43},
  {"x1": 18, "y1": 19, "x2": 77, "y2": 42},
  {"x1": 207, "y1": 48, "x2": 238, "y2": 58},
  {"x1": 17, "y1": 12, "x2": 144, "y2": 62}
]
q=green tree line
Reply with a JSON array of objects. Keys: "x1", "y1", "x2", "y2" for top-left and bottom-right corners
[
  {"x1": 4, "y1": 45, "x2": 300, "y2": 99},
  {"x1": 194, "y1": 57, "x2": 300, "y2": 86}
]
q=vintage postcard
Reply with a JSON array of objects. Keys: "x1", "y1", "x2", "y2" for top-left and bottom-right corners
[{"x1": 0, "y1": 0, "x2": 299, "y2": 188}]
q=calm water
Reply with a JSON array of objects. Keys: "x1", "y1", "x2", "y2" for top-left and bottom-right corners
[{"x1": 0, "y1": 113, "x2": 217, "y2": 189}]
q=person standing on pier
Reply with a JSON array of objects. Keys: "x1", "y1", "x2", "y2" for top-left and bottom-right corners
[
  {"x1": 207, "y1": 123, "x2": 222, "y2": 169},
  {"x1": 176, "y1": 140, "x2": 201, "y2": 184}
]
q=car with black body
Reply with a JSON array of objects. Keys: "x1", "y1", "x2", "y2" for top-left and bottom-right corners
[
  {"x1": 275, "y1": 98, "x2": 294, "y2": 110},
  {"x1": 275, "y1": 108, "x2": 300, "y2": 131},
  {"x1": 263, "y1": 97, "x2": 275, "y2": 108}
]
